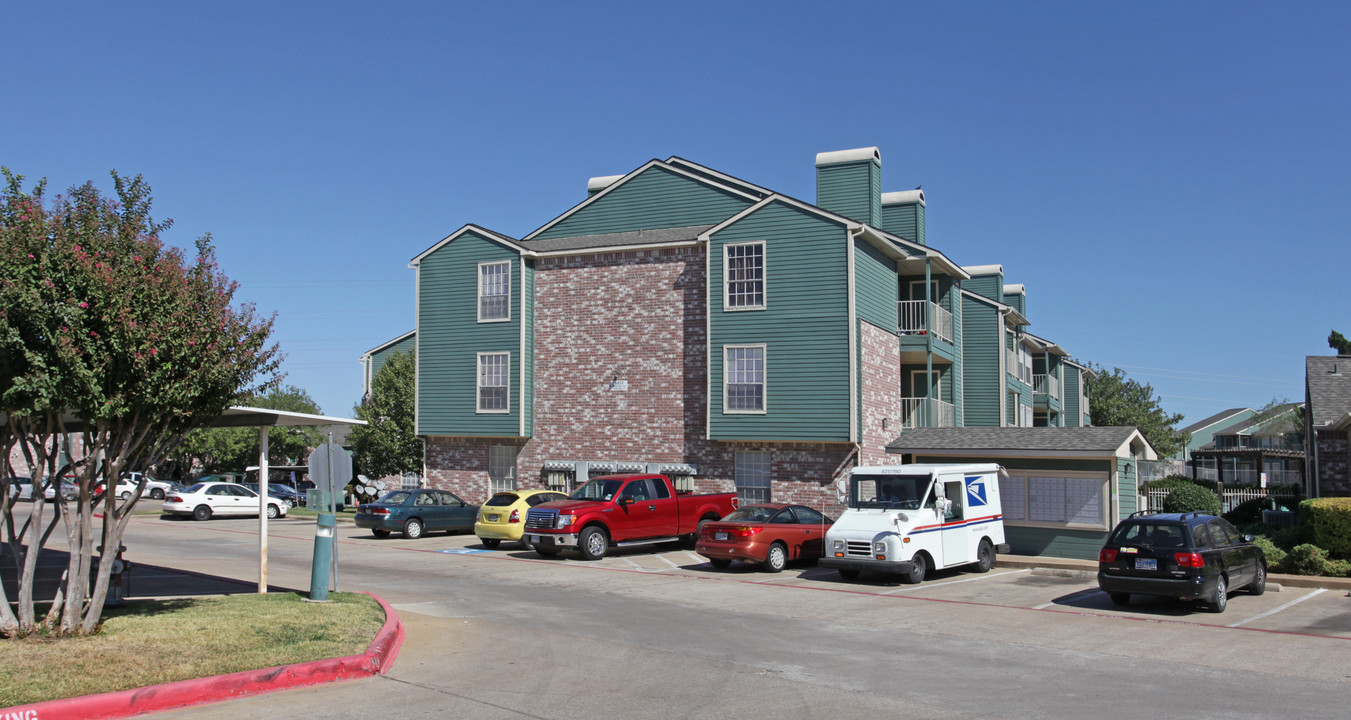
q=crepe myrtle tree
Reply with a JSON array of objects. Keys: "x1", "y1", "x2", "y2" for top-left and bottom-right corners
[
  {"x1": 0, "y1": 168, "x2": 280, "y2": 637},
  {"x1": 350, "y1": 349, "x2": 421, "y2": 484}
]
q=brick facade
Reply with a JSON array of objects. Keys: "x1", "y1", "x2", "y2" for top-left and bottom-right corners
[
  {"x1": 1315, "y1": 429, "x2": 1350, "y2": 496},
  {"x1": 421, "y1": 245, "x2": 897, "y2": 515}
]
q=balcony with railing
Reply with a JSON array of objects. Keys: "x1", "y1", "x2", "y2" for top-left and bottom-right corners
[
  {"x1": 1007, "y1": 350, "x2": 1033, "y2": 385},
  {"x1": 901, "y1": 397, "x2": 956, "y2": 429},
  {"x1": 898, "y1": 300, "x2": 953, "y2": 345},
  {"x1": 1033, "y1": 373, "x2": 1059, "y2": 399}
]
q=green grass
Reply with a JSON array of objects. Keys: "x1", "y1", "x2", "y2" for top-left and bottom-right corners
[{"x1": 0, "y1": 592, "x2": 385, "y2": 707}]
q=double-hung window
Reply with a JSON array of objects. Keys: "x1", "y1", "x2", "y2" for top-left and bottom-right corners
[
  {"x1": 477, "y1": 352, "x2": 509, "y2": 413},
  {"x1": 725, "y1": 242, "x2": 765, "y2": 310},
  {"x1": 478, "y1": 261, "x2": 510, "y2": 322},
  {"x1": 724, "y1": 345, "x2": 766, "y2": 413},
  {"x1": 735, "y1": 451, "x2": 771, "y2": 503}
]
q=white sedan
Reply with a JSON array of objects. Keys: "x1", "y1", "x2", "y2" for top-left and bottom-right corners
[
  {"x1": 114, "y1": 472, "x2": 175, "y2": 501},
  {"x1": 161, "y1": 482, "x2": 288, "y2": 521}
]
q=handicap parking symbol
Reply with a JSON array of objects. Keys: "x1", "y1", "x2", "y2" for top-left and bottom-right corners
[{"x1": 436, "y1": 548, "x2": 490, "y2": 555}]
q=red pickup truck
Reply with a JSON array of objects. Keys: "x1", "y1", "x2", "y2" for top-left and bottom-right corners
[{"x1": 523, "y1": 474, "x2": 738, "y2": 560}]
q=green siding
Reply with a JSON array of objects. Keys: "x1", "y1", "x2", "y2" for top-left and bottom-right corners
[
  {"x1": 1117, "y1": 457, "x2": 1137, "y2": 519},
  {"x1": 951, "y1": 282, "x2": 964, "y2": 425},
  {"x1": 854, "y1": 238, "x2": 898, "y2": 332},
  {"x1": 964, "y1": 273, "x2": 1003, "y2": 303},
  {"x1": 709, "y1": 201, "x2": 851, "y2": 441},
  {"x1": 816, "y1": 160, "x2": 880, "y2": 226},
  {"x1": 960, "y1": 298, "x2": 1002, "y2": 426},
  {"x1": 370, "y1": 333, "x2": 415, "y2": 381},
  {"x1": 881, "y1": 202, "x2": 925, "y2": 245},
  {"x1": 533, "y1": 165, "x2": 752, "y2": 240},
  {"x1": 417, "y1": 230, "x2": 523, "y2": 437},
  {"x1": 1062, "y1": 367, "x2": 1081, "y2": 427}
]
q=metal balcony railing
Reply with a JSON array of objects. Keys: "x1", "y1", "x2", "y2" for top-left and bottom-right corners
[
  {"x1": 900, "y1": 397, "x2": 956, "y2": 429},
  {"x1": 897, "y1": 301, "x2": 953, "y2": 345}
]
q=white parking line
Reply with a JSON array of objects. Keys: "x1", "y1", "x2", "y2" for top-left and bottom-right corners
[
  {"x1": 1226, "y1": 588, "x2": 1326, "y2": 628},
  {"x1": 618, "y1": 556, "x2": 650, "y2": 572},
  {"x1": 883, "y1": 569, "x2": 1030, "y2": 595},
  {"x1": 683, "y1": 551, "x2": 705, "y2": 565},
  {"x1": 654, "y1": 554, "x2": 683, "y2": 570}
]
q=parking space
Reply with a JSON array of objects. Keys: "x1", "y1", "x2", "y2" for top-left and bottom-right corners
[{"x1": 330, "y1": 522, "x2": 1351, "y2": 639}]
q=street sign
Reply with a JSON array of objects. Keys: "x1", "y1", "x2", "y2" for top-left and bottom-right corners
[{"x1": 309, "y1": 442, "x2": 353, "y2": 495}]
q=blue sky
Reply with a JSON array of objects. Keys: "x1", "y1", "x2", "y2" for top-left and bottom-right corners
[{"x1": 5, "y1": 2, "x2": 1348, "y2": 425}]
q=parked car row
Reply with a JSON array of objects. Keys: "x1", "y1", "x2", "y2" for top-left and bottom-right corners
[{"x1": 161, "y1": 481, "x2": 288, "y2": 521}]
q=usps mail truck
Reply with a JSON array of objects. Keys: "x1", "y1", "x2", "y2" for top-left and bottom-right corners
[{"x1": 820, "y1": 463, "x2": 1009, "y2": 584}]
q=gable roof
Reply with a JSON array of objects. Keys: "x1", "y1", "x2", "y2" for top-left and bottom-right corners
[
  {"x1": 960, "y1": 288, "x2": 1029, "y2": 326},
  {"x1": 409, "y1": 224, "x2": 525, "y2": 265},
  {"x1": 1308, "y1": 356, "x2": 1351, "y2": 428},
  {"x1": 361, "y1": 330, "x2": 415, "y2": 360},
  {"x1": 887, "y1": 426, "x2": 1156, "y2": 460},
  {"x1": 1180, "y1": 407, "x2": 1255, "y2": 435}
]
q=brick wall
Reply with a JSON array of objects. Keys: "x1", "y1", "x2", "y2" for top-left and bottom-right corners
[
  {"x1": 1316, "y1": 429, "x2": 1350, "y2": 496},
  {"x1": 859, "y1": 320, "x2": 903, "y2": 466}
]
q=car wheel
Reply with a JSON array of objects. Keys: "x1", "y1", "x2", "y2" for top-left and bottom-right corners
[
  {"x1": 266, "y1": 504, "x2": 280, "y2": 519},
  {"x1": 1249, "y1": 562, "x2": 1267, "y2": 596},
  {"x1": 403, "y1": 518, "x2": 424, "y2": 540},
  {"x1": 1108, "y1": 592, "x2": 1131, "y2": 606},
  {"x1": 762, "y1": 542, "x2": 788, "y2": 573},
  {"x1": 709, "y1": 558, "x2": 732, "y2": 569},
  {"x1": 1207, "y1": 575, "x2": 1229, "y2": 613},
  {"x1": 838, "y1": 569, "x2": 860, "y2": 581},
  {"x1": 974, "y1": 539, "x2": 995, "y2": 573},
  {"x1": 119, "y1": 491, "x2": 132, "y2": 501},
  {"x1": 481, "y1": 538, "x2": 501, "y2": 549},
  {"x1": 578, "y1": 526, "x2": 608, "y2": 561},
  {"x1": 192, "y1": 505, "x2": 212, "y2": 521},
  {"x1": 150, "y1": 489, "x2": 165, "y2": 500},
  {"x1": 372, "y1": 529, "x2": 391, "y2": 538},
  {"x1": 903, "y1": 553, "x2": 928, "y2": 584}
]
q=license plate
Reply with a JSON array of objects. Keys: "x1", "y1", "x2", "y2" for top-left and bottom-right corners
[
  {"x1": 1135, "y1": 558, "x2": 1157, "y2": 571},
  {"x1": 488, "y1": 514, "x2": 499, "y2": 522},
  {"x1": 714, "y1": 531, "x2": 729, "y2": 541}
]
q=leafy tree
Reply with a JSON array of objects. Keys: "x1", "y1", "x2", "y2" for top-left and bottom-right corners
[
  {"x1": 1083, "y1": 364, "x2": 1189, "y2": 459},
  {"x1": 0, "y1": 168, "x2": 279, "y2": 637},
  {"x1": 1330, "y1": 330, "x2": 1351, "y2": 355},
  {"x1": 350, "y1": 350, "x2": 421, "y2": 482},
  {"x1": 176, "y1": 385, "x2": 324, "y2": 473}
]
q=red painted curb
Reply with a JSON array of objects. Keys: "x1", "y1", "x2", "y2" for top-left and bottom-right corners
[{"x1": 1, "y1": 592, "x2": 404, "y2": 720}]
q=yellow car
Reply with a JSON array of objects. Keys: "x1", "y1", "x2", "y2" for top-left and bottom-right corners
[{"x1": 475, "y1": 489, "x2": 569, "y2": 548}]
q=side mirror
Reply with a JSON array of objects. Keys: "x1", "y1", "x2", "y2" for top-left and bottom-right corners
[
  {"x1": 1244, "y1": 534, "x2": 1256, "y2": 543},
  {"x1": 617, "y1": 496, "x2": 632, "y2": 506}
]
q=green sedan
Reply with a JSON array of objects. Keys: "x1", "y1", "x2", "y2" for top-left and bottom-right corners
[{"x1": 355, "y1": 488, "x2": 479, "y2": 539}]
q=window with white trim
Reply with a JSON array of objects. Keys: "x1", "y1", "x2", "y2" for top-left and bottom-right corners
[
  {"x1": 735, "y1": 451, "x2": 771, "y2": 503},
  {"x1": 488, "y1": 445, "x2": 517, "y2": 493},
  {"x1": 725, "y1": 242, "x2": 765, "y2": 310},
  {"x1": 477, "y1": 352, "x2": 509, "y2": 413},
  {"x1": 998, "y1": 472, "x2": 1109, "y2": 530},
  {"x1": 478, "y1": 261, "x2": 510, "y2": 322},
  {"x1": 724, "y1": 345, "x2": 766, "y2": 413}
]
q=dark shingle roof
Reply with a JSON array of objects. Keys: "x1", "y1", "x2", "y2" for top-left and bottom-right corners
[
  {"x1": 1307, "y1": 356, "x2": 1351, "y2": 427},
  {"x1": 887, "y1": 427, "x2": 1151, "y2": 456},
  {"x1": 521, "y1": 225, "x2": 714, "y2": 253}
]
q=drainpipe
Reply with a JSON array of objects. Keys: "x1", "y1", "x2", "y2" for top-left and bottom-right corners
[{"x1": 924, "y1": 257, "x2": 933, "y2": 425}]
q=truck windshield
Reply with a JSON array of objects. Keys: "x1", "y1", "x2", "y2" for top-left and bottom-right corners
[
  {"x1": 569, "y1": 478, "x2": 626, "y2": 501},
  {"x1": 849, "y1": 474, "x2": 930, "y2": 510}
]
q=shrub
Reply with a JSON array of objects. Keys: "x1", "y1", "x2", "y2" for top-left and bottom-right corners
[
  {"x1": 1223, "y1": 496, "x2": 1297, "y2": 525},
  {"x1": 1251, "y1": 536, "x2": 1288, "y2": 572},
  {"x1": 1302, "y1": 498, "x2": 1351, "y2": 559},
  {"x1": 1326, "y1": 559, "x2": 1351, "y2": 578},
  {"x1": 1161, "y1": 484, "x2": 1222, "y2": 514},
  {"x1": 1149, "y1": 475, "x2": 1219, "y2": 494},
  {"x1": 1284, "y1": 544, "x2": 1330, "y2": 576}
]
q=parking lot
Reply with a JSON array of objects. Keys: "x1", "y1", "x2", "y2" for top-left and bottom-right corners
[{"x1": 318, "y1": 522, "x2": 1351, "y2": 640}]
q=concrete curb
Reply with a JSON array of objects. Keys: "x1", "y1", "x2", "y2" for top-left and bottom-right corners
[
  {"x1": 2, "y1": 592, "x2": 404, "y2": 720},
  {"x1": 997, "y1": 555, "x2": 1351, "y2": 593}
]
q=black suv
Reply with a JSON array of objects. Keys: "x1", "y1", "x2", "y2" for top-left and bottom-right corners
[{"x1": 1097, "y1": 511, "x2": 1266, "y2": 613}]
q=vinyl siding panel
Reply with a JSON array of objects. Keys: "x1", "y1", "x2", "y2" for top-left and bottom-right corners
[
  {"x1": 881, "y1": 202, "x2": 924, "y2": 245},
  {"x1": 370, "y1": 334, "x2": 415, "y2": 381},
  {"x1": 417, "y1": 231, "x2": 523, "y2": 437},
  {"x1": 709, "y1": 202, "x2": 851, "y2": 441},
  {"x1": 951, "y1": 287, "x2": 964, "y2": 425},
  {"x1": 533, "y1": 165, "x2": 752, "y2": 240},
  {"x1": 816, "y1": 161, "x2": 880, "y2": 226},
  {"x1": 961, "y1": 298, "x2": 1001, "y2": 426},
  {"x1": 964, "y1": 274, "x2": 1003, "y2": 303},
  {"x1": 854, "y1": 238, "x2": 898, "y2": 332},
  {"x1": 1062, "y1": 367, "x2": 1082, "y2": 427}
]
